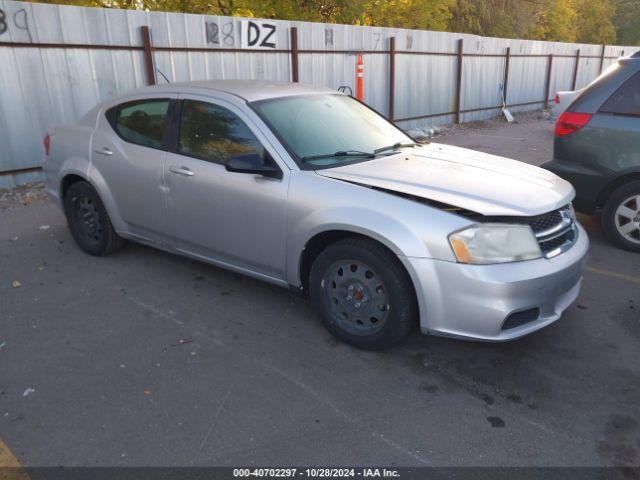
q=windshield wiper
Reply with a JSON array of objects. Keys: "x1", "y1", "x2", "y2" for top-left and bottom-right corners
[
  {"x1": 373, "y1": 142, "x2": 418, "y2": 155},
  {"x1": 301, "y1": 150, "x2": 375, "y2": 162}
]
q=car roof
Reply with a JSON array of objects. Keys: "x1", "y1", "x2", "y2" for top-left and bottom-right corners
[{"x1": 119, "y1": 80, "x2": 337, "y2": 103}]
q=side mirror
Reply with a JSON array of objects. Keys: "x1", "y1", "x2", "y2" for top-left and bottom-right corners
[{"x1": 225, "y1": 152, "x2": 283, "y2": 179}]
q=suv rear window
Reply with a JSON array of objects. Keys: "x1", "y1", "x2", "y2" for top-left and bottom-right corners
[
  {"x1": 599, "y1": 72, "x2": 640, "y2": 116},
  {"x1": 112, "y1": 99, "x2": 170, "y2": 149}
]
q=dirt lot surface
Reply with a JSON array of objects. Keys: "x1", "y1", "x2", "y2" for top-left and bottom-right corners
[{"x1": 1, "y1": 113, "x2": 639, "y2": 469}]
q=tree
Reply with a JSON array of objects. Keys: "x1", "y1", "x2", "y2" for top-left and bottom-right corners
[
  {"x1": 613, "y1": 0, "x2": 640, "y2": 45},
  {"x1": 527, "y1": 0, "x2": 577, "y2": 42},
  {"x1": 575, "y1": 0, "x2": 616, "y2": 44},
  {"x1": 448, "y1": 0, "x2": 539, "y2": 39},
  {"x1": 364, "y1": 0, "x2": 454, "y2": 30},
  {"x1": 24, "y1": 0, "x2": 630, "y2": 46}
]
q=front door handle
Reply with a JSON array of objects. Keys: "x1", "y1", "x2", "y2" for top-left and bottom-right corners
[
  {"x1": 169, "y1": 166, "x2": 195, "y2": 177},
  {"x1": 93, "y1": 147, "x2": 113, "y2": 156}
]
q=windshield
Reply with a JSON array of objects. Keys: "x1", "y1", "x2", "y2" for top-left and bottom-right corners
[{"x1": 251, "y1": 94, "x2": 414, "y2": 168}]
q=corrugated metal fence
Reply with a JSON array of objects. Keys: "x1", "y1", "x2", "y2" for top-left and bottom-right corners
[{"x1": 0, "y1": 0, "x2": 637, "y2": 188}]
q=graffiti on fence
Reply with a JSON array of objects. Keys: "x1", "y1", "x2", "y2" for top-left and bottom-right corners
[
  {"x1": 222, "y1": 21, "x2": 235, "y2": 46},
  {"x1": 205, "y1": 21, "x2": 219, "y2": 45},
  {"x1": 0, "y1": 9, "x2": 7, "y2": 35},
  {"x1": 0, "y1": 8, "x2": 34, "y2": 42},
  {"x1": 13, "y1": 8, "x2": 32, "y2": 43},
  {"x1": 241, "y1": 20, "x2": 276, "y2": 49},
  {"x1": 373, "y1": 32, "x2": 381, "y2": 49},
  {"x1": 325, "y1": 28, "x2": 333, "y2": 47}
]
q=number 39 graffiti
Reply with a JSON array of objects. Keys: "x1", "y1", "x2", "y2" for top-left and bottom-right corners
[
  {"x1": 0, "y1": 9, "x2": 8, "y2": 35},
  {"x1": 0, "y1": 8, "x2": 33, "y2": 42}
]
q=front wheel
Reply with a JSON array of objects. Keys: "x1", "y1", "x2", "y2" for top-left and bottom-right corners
[
  {"x1": 601, "y1": 181, "x2": 640, "y2": 252},
  {"x1": 309, "y1": 237, "x2": 418, "y2": 350},
  {"x1": 64, "y1": 181, "x2": 126, "y2": 256}
]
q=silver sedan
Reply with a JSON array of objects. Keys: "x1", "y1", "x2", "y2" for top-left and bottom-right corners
[{"x1": 44, "y1": 80, "x2": 588, "y2": 349}]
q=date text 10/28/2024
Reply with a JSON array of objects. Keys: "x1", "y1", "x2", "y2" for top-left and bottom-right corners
[{"x1": 233, "y1": 468, "x2": 401, "y2": 478}]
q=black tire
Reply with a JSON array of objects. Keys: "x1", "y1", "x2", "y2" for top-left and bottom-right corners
[
  {"x1": 601, "y1": 181, "x2": 640, "y2": 253},
  {"x1": 63, "y1": 181, "x2": 126, "y2": 256},
  {"x1": 309, "y1": 236, "x2": 418, "y2": 350}
]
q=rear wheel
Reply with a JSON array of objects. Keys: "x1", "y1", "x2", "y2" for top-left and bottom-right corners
[
  {"x1": 64, "y1": 181, "x2": 126, "y2": 256},
  {"x1": 601, "y1": 181, "x2": 640, "y2": 253},
  {"x1": 309, "y1": 237, "x2": 417, "y2": 350}
]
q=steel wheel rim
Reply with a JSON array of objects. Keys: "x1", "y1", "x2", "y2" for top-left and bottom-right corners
[
  {"x1": 73, "y1": 195, "x2": 103, "y2": 243},
  {"x1": 614, "y1": 195, "x2": 640, "y2": 245},
  {"x1": 321, "y1": 260, "x2": 390, "y2": 336}
]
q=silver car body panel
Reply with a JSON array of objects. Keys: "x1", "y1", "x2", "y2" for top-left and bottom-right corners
[
  {"x1": 317, "y1": 144, "x2": 575, "y2": 217},
  {"x1": 44, "y1": 80, "x2": 588, "y2": 341}
]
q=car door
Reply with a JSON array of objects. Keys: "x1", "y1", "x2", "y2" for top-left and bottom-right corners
[
  {"x1": 164, "y1": 95, "x2": 289, "y2": 281},
  {"x1": 91, "y1": 95, "x2": 174, "y2": 245}
]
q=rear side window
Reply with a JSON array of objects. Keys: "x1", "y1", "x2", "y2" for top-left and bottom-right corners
[
  {"x1": 178, "y1": 100, "x2": 264, "y2": 164},
  {"x1": 599, "y1": 72, "x2": 640, "y2": 116},
  {"x1": 113, "y1": 99, "x2": 170, "y2": 149}
]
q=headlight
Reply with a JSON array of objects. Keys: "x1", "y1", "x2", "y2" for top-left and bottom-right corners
[{"x1": 449, "y1": 224, "x2": 542, "y2": 264}]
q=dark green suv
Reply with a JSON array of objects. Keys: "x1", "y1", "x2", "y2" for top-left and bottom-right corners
[{"x1": 543, "y1": 52, "x2": 640, "y2": 252}]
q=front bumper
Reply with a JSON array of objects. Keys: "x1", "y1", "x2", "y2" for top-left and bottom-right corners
[{"x1": 403, "y1": 222, "x2": 589, "y2": 341}]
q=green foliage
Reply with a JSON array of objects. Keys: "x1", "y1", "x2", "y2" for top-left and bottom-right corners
[
  {"x1": 364, "y1": 0, "x2": 454, "y2": 30},
  {"x1": 612, "y1": 0, "x2": 639, "y2": 45},
  {"x1": 24, "y1": 0, "x2": 637, "y2": 45},
  {"x1": 526, "y1": 0, "x2": 577, "y2": 42},
  {"x1": 575, "y1": 0, "x2": 616, "y2": 44},
  {"x1": 448, "y1": 0, "x2": 539, "y2": 38}
]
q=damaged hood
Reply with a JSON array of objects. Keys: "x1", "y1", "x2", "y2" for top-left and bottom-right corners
[{"x1": 315, "y1": 143, "x2": 574, "y2": 216}]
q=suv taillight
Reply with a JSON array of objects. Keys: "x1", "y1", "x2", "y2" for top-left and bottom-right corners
[
  {"x1": 554, "y1": 94, "x2": 560, "y2": 104},
  {"x1": 555, "y1": 112, "x2": 592, "y2": 137},
  {"x1": 43, "y1": 133, "x2": 50, "y2": 156}
]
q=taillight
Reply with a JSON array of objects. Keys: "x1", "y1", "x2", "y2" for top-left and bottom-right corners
[
  {"x1": 554, "y1": 94, "x2": 560, "y2": 104},
  {"x1": 43, "y1": 133, "x2": 51, "y2": 156},
  {"x1": 555, "y1": 112, "x2": 592, "y2": 137}
]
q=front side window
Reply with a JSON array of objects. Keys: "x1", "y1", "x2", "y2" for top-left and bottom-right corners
[
  {"x1": 599, "y1": 71, "x2": 640, "y2": 116},
  {"x1": 251, "y1": 94, "x2": 412, "y2": 168},
  {"x1": 179, "y1": 100, "x2": 264, "y2": 164},
  {"x1": 114, "y1": 99, "x2": 170, "y2": 149}
]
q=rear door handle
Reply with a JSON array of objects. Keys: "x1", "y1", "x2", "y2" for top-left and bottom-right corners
[
  {"x1": 94, "y1": 147, "x2": 113, "y2": 156},
  {"x1": 169, "y1": 166, "x2": 195, "y2": 177}
]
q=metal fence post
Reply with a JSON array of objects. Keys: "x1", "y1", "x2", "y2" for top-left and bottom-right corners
[
  {"x1": 544, "y1": 53, "x2": 553, "y2": 109},
  {"x1": 454, "y1": 39, "x2": 463, "y2": 124},
  {"x1": 599, "y1": 44, "x2": 606, "y2": 73},
  {"x1": 502, "y1": 46, "x2": 510, "y2": 105},
  {"x1": 388, "y1": 37, "x2": 396, "y2": 122},
  {"x1": 290, "y1": 27, "x2": 299, "y2": 83},
  {"x1": 140, "y1": 26, "x2": 156, "y2": 86},
  {"x1": 571, "y1": 49, "x2": 580, "y2": 90}
]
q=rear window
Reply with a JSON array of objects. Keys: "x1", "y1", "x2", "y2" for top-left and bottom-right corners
[
  {"x1": 599, "y1": 71, "x2": 640, "y2": 116},
  {"x1": 112, "y1": 99, "x2": 170, "y2": 149}
]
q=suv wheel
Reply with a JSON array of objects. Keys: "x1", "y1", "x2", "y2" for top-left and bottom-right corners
[
  {"x1": 601, "y1": 181, "x2": 640, "y2": 252},
  {"x1": 309, "y1": 237, "x2": 417, "y2": 350},
  {"x1": 64, "y1": 181, "x2": 126, "y2": 256}
]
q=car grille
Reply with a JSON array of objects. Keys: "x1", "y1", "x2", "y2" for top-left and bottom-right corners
[
  {"x1": 529, "y1": 210, "x2": 563, "y2": 234},
  {"x1": 526, "y1": 206, "x2": 578, "y2": 257},
  {"x1": 502, "y1": 307, "x2": 540, "y2": 330}
]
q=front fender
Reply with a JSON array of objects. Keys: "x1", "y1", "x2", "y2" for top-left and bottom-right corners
[{"x1": 285, "y1": 172, "x2": 470, "y2": 285}]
